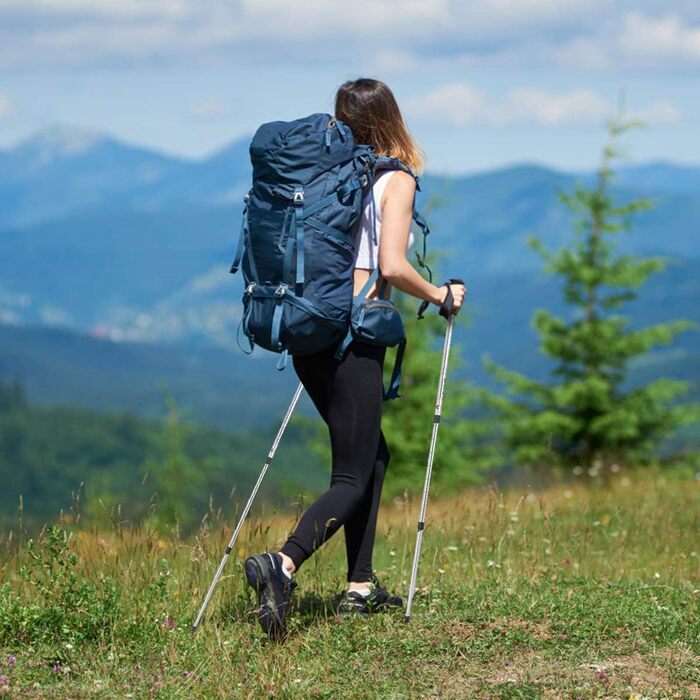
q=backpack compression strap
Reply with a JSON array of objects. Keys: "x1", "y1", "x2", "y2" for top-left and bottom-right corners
[
  {"x1": 230, "y1": 193, "x2": 251, "y2": 275},
  {"x1": 292, "y1": 187, "x2": 305, "y2": 296},
  {"x1": 384, "y1": 337, "x2": 406, "y2": 400}
]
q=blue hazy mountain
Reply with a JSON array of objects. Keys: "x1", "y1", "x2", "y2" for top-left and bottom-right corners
[
  {"x1": 1, "y1": 128, "x2": 698, "y2": 335},
  {"x1": 0, "y1": 127, "x2": 249, "y2": 228},
  {"x1": 0, "y1": 127, "x2": 189, "y2": 227},
  {"x1": 0, "y1": 128, "x2": 697, "y2": 424}
]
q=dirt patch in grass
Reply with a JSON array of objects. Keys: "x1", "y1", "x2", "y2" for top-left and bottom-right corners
[
  {"x1": 485, "y1": 618, "x2": 554, "y2": 641},
  {"x1": 423, "y1": 647, "x2": 700, "y2": 699}
]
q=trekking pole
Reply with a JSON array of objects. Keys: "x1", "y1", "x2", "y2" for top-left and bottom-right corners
[
  {"x1": 404, "y1": 278, "x2": 463, "y2": 623},
  {"x1": 191, "y1": 381, "x2": 305, "y2": 632}
]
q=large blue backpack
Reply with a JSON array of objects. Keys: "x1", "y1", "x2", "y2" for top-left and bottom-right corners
[{"x1": 230, "y1": 112, "x2": 431, "y2": 398}]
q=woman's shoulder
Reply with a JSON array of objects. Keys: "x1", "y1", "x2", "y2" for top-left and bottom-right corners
[{"x1": 380, "y1": 169, "x2": 416, "y2": 197}]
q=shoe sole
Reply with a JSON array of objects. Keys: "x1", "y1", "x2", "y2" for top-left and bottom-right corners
[{"x1": 244, "y1": 554, "x2": 285, "y2": 639}]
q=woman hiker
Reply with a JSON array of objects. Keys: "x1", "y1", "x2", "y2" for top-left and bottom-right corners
[{"x1": 244, "y1": 78, "x2": 466, "y2": 639}]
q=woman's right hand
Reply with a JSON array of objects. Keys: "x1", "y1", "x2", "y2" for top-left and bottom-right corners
[{"x1": 437, "y1": 283, "x2": 466, "y2": 313}]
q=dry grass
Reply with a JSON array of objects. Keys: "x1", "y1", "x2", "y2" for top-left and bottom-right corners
[{"x1": 0, "y1": 471, "x2": 698, "y2": 698}]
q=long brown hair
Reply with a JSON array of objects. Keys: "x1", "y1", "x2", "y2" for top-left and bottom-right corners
[{"x1": 334, "y1": 78, "x2": 425, "y2": 174}]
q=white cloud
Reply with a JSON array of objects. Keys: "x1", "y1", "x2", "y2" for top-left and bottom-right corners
[
  {"x1": 502, "y1": 89, "x2": 611, "y2": 126},
  {"x1": 0, "y1": 0, "x2": 189, "y2": 20},
  {"x1": 619, "y1": 12, "x2": 700, "y2": 64},
  {"x1": 373, "y1": 49, "x2": 425, "y2": 74},
  {"x1": 0, "y1": 93, "x2": 11, "y2": 117},
  {"x1": 1, "y1": 1, "x2": 699, "y2": 73},
  {"x1": 407, "y1": 83, "x2": 485, "y2": 127},
  {"x1": 189, "y1": 99, "x2": 229, "y2": 118},
  {"x1": 407, "y1": 83, "x2": 683, "y2": 128},
  {"x1": 636, "y1": 100, "x2": 682, "y2": 125},
  {"x1": 553, "y1": 11, "x2": 700, "y2": 70}
]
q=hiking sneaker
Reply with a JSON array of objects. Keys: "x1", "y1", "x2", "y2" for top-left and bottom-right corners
[
  {"x1": 244, "y1": 552, "x2": 297, "y2": 639},
  {"x1": 336, "y1": 575, "x2": 403, "y2": 616}
]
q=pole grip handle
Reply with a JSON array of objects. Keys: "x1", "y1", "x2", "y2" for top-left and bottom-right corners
[
  {"x1": 417, "y1": 277, "x2": 466, "y2": 320},
  {"x1": 438, "y1": 278, "x2": 465, "y2": 319}
]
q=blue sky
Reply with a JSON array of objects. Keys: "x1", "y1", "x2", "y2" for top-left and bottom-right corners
[{"x1": 1, "y1": 0, "x2": 699, "y2": 173}]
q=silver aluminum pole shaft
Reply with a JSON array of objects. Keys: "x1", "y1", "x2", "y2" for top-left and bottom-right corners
[
  {"x1": 404, "y1": 314, "x2": 455, "y2": 623},
  {"x1": 191, "y1": 381, "x2": 305, "y2": 632}
]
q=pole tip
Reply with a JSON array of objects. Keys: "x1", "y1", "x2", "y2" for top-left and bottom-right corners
[{"x1": 403, "y1": 615, "x2": 410, "y2": 624}]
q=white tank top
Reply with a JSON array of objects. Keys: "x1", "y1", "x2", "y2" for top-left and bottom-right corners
[{"x1": 352, "y1": 170, "x2": 415, "y2": 270}]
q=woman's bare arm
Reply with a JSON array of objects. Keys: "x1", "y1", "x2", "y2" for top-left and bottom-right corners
[{"x1": 378, "y1": 171, "x2": 465, "y2": 310}]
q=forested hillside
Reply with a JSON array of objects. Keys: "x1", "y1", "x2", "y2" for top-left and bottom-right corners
[{"x1": 0, "y1": 379, "x2": 325, "y2": 532}]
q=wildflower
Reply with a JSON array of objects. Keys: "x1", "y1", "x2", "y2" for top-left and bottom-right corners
[
  {"x1": 64, "y1": 643, "x2": 73, "y2": 651},
  {"x1": 164, "y1": 617, "x2": 176, "y2": 629},
  {"x1": 6, "y1": 656, "x2": 16, "y2": 666},
  {"x1": 0, "y1": 675, "x2": 9, "y2": 684},
  {"x1": 52, "y1": 664, "x2": 61, "y2": 674},
  {"x1": 596, "y1": 668, "x2": 607, "y2": 682}
]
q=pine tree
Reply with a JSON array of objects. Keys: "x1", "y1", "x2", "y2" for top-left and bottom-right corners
[
  {"x1": 379, "y1": 289, "x2": 501, "y2": 497},
  {"x1": 486, "y1": 113, "x2": 697, "y2": 473}
]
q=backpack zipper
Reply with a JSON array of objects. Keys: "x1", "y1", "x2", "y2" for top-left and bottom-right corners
[{"x1": 360, "y1": 299, "x2": 397, "y2": 310}]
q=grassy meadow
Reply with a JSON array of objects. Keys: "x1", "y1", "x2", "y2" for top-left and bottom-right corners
[{"x1": 0, "y1": 471, "x2": 698, "y2": 699}]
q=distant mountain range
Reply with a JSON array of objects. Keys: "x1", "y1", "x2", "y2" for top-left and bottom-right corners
[
  {"x1": 0, "y1": 126, "x2": 697, "y2": 426},
  {"x1": 0, "y1": 126, "x2": 250, "y2": 228}
]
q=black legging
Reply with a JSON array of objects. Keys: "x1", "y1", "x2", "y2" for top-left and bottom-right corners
[{"x1": 280, "y1": 340, "x2": 390, "y2": 582}]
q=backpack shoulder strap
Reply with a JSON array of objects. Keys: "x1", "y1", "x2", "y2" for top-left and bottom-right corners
[
  {"x1": 372, "y1": 155, "x2": 421, "y2": 192},
  {"x1": 370, "y1": 156, "x2": 433, "y2": 295}
]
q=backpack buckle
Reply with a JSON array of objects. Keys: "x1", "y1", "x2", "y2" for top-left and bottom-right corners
[
  {"x1": 275, "y1": 283, "x2": 288, "y2": 297},
  {"x1": 293, "y1": 191, "x2": 304, "y2": 205},
  {"x1": 245, "y1": 282, "x2": 256, "y2": 295}
]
